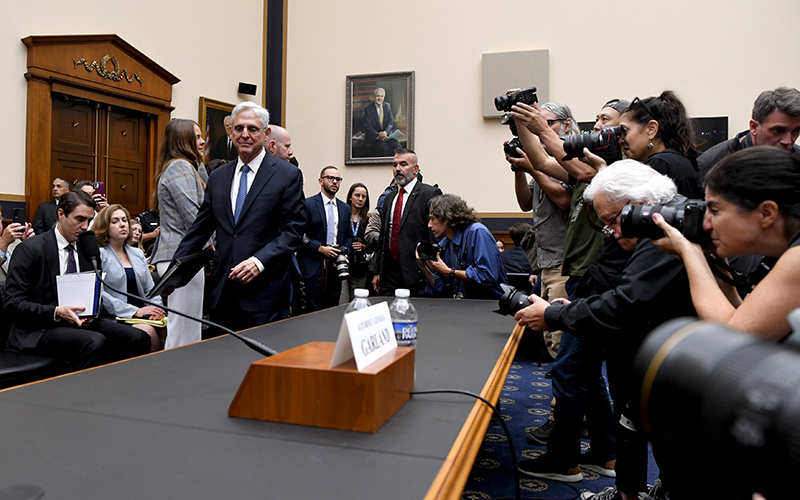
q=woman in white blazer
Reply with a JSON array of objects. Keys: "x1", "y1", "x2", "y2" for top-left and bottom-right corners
[{"x1": 95, "y1": 205, "x2": 166, "y2": 352}]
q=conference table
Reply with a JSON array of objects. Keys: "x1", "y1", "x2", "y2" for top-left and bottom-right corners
[{"x1": 0, "y1": 298, "x2": 521, "y2": 499}]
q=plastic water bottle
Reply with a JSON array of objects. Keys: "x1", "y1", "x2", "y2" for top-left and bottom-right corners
[
  {"x1": 389, "y1": 288, "x2": 417, "y2": 348},
  {"x1": 345, "y1": 288, "x2": 372, "y2": 313}
]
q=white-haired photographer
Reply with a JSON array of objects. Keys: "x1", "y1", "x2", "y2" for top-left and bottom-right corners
[
  {"x1": 652, "y1": 146, "x2": 800, "y2": 341},
  {"x1": 514, "y1": 160, "x2": 696, "y2": 500}
]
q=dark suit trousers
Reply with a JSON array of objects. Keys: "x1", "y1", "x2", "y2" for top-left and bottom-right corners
[
  {"x1": 208, "y1": 281, "x2": 284, "y2": 337},
  {"x1": 378, "y1": 256, "x2": 424, "y2": 297},
  {"x1": 37, "y1": 317, "x2": 151, "y2": 371},
  {"x1": 306, "y1": 259, "x2": 342, "y2": 312}
]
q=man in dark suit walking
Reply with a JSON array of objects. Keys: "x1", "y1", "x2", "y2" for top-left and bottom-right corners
[
  {"x1": 372, "y1": 148, "x2": 441, "y2": 296},
  {"x1": 32, "y1": 177, "x2": 70, "y2": 235},
  {"x1": 173, "y1": 102, "x2": 306, "y2": 332},
  {"x1": 362, "y1": 88, "x2": 402, "y2": 157},
  {"x1": 297, "y1": 166, "x2": 352, "y2": 311},
  {"x1": 3, "y1": 190, "x2": 150, "y2": 371}
]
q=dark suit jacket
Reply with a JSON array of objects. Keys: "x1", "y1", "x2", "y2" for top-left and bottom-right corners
[
  {"x1": 362, "y1": 102, "x2": 395, "y2": 147},
  {"x1": 376, "y1": 179, "x2": 442, "y2": 289},
  {"x1": 173, "y1": 150, "x2": 307, "y2": 315},
  {"x1": 211, "y1": 135, "x2": 238, "y2": 162},
  {"x1": 32, "y1": 200, "x2": 59, "y2": 236},
  {"x1": 297, "y1": 193, "x2": 353, "y2": 279},
  {"x1": 3, "y1": 229, "x2": 94, "y2": 351}
]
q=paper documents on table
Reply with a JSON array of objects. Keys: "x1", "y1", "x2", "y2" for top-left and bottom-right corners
[{"x1": 56, "y1": 272, "x2": 101, "y2": 317}]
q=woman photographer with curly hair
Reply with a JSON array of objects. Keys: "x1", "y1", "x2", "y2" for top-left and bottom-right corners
[
  {"x1": 653, "y1": 146, "x2": 800, "y2": 340},
  {"x1": 618, "y1": 90, "x2": 703, "y2": 199}
]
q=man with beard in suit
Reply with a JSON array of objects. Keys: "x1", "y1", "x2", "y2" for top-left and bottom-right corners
[
  {"x1": 297, "y1": 166, "x2": 352, "y2": 311},
  {"x1": 372, "y1": 148, "x2": 441, "y2": 296}
]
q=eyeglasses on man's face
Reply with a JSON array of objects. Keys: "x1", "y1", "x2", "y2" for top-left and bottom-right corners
[{"x1": 321, "y1": 175, "x2": 343, "y2": 183}]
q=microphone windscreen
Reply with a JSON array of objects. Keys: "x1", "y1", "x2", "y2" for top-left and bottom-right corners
[{"x1": 77, "y1": 230, "x2": 102, "y2": 263}]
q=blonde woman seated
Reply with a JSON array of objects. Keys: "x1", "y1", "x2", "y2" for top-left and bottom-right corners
[{"x1": 94, "y1": 205, "x2": 166, "y2": 351}]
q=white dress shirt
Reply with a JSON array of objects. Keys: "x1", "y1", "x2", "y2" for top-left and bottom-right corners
[
  {"x1": 322, "y1": 194, "x2": 339, "y2": 244},
  {"x1": 229, "y1": 147, "x2": 267, "y2": 272},
  {"x1": 389, "y1": 176, "x2": 418, "y2": 230},
  {"x1": 54, "y1": 227, "x2": 80, "y2": 275}
]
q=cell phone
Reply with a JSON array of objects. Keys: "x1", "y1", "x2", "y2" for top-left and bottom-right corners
[
  {"x1": 12, "y1": 208, "x2": 25, "y2": 226},
  {"x1": 92, "y1": 181, "x2": 105, "y2": 196}
]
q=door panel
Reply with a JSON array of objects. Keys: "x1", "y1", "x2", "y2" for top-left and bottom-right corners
[
  {"x1": 52, "y1": 97, "x2": 96, "y2": 156},
  {"x1": 50, "y1": 95, "x2": 151, "y2": 217},
  {"x1": 51, "y1": 152, "x2": 93, "y2": 188}
]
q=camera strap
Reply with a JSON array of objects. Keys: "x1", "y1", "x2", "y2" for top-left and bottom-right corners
[
  {"x1": 450, "y1": 226, "x2": 472, "y2": 299},
  {"x1": 706, "y1": 255, "x2": 762, "y2": 296}
]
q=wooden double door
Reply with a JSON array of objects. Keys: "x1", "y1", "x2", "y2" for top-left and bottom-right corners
[{"x1": 51, "y1": 93, "x2": 150, "y2": 217}]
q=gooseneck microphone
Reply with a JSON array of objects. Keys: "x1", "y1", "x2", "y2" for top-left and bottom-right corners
[{"x1": 76, "y1": 231, "x2": 277, "y2": 357}]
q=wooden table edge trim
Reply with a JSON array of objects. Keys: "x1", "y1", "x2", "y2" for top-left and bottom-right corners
[{"x1": 423, "y1": 323, "x2": 524, "y2": 500}]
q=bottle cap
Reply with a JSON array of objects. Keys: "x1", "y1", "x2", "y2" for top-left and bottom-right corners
[
  {"x1": 395, "y1": 288, "x2": 410, "y2": 298},
  {"x1": 354, "y1": 288, "x2": 369, "y2": 298}
]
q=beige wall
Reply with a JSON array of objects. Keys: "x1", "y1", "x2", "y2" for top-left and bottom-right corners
[
  {"x1": 0, "y1": 0, "x2": 265, "y2": 196},
  {"x1": 285, "y1": 0, "x2": 800, "y2": 211}
]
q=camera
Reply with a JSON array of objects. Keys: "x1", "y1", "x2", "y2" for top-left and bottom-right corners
[
  {"x1": 332, "y1": 245, "x2": 349, "y2": 279},
  {"x1": 504, "y1": 137, "x2": 523, "y2": 159},
  {"x1": 351, "y1": 237, "x2": 369, "y2": 265},
  {"x1": 496, "y1": 284, "x2": 532, "y2": 316},
  {"x1": 416, "y1": 241, "x2": 442, "y2": 261},
  {"x1": 494, "y1": 87, "x2": 538, "y2": 113},
  {"x1": 499, "y1": 112, "x2": 518, "y2": 136},
  {"x1": 561, "y1": 126, "x2": 623, "y2": 165},
  {"x1": 619, "y1": 199, "x2": 710, "y2": 246},
  {"x1": 632, "y1": 314, "x2": 800, "y2": 499}
]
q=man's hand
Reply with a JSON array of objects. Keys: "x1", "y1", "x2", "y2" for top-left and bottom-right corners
[
  {"x1": 372, "y1": 274, "x2": 380, "y2": 293},
  {"x1": 529, "y1": 274, "x2": 538, "y2": 286},
  {"x1": 94, "y1": 194, "x2": 109, "y2": 210},
  {"x1": 378, "y1": 131, "x2": 389, "y2": 141},
  {"x1": 0, "y1": 223, "x2": 25, "y2": 249},
  {"x1": 136, "y1": 305, "x2": 165, "y2": 320},
  {"x1": 56, "y1": 305, "x2": 88, "y2": 326},
  {"x1": 514, "y1": 294, "x2": 551, "y2": 330},
  {"x1": 581, "y1": 147, "x2": 608, "y2": 171},
  {"x1": 21, "y1": 222, "x2": 34, "y2": 240},
  {"x1": 510, "y1": 102, "x2": 549, "y2": 136},
  {"x1": 318, "y1": 245, "x2": 341, "y2": 259},
  {"x1": 229, "y1": 259, "x2": 260, "y2": 284},
  {"x1": 505, "y1": 148, "x2": 535, "y2": 175},
  {"x1": 425, "y1": 256, "x2": 450, "y2": 276}
]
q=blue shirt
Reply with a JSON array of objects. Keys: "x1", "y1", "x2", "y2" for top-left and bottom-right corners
[{"x1": 425, "y1": 222, "x2": 507, "y2": 299}]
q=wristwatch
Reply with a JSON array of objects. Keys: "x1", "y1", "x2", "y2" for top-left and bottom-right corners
[{"x1": 449, "y1": 268, "x2": 456, "y2": 279}]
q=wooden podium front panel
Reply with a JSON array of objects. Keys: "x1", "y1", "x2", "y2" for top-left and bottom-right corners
[{"x1": 229, "y1": 341, "x2": 415, "y2": 433}]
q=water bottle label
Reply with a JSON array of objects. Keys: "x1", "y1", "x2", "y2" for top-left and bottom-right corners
[{"x1": 393, "y1": 322, "x2": 417, "y2": 342}]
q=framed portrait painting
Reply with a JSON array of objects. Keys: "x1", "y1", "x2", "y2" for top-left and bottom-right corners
[
  {"x1": 345, "y1": 71, "x2": 414, "y2": 165},
  {"x1": 199, "y1": 97, "x2": 236, "y2": 162}
]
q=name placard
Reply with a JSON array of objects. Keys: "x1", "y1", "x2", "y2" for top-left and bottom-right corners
[{"x1": 330, "y1": 302, "x2": 397, "y2": 370}]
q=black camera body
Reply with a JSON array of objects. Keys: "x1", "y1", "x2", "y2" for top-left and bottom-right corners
[
  {"x1": 496, "y1": 284, "x2": 532, "y2": 316},
  {"x1": 620, "y1": 199, "x2": 710, "y2": 246},
  {"x1": 504, "y1": 137, "x2": 523, "y2": 159},
  {"x1": 417, "y1": 241, "x2": 442, "y2": 261},
  {"x1": 351, "y1": 237, "x2": 369, "y2": 265},
  {"x1": 494, "y1": 87, "x2": 538, "y2": 113},
  {"x1": 561, "y1": 126, "x2": 622, "y2": 165}
]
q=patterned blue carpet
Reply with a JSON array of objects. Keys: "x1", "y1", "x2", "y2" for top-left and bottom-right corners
[{"x1": 461, "y1": 340, "x2": 659, "y2": 499}]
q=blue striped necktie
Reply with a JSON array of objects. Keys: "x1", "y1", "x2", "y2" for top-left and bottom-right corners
[
  {"x1": 234, "y1": 164, "x2": 250, "y2": 224},
  {"x1": 326, "y1": 200, "x2": 335, "y2": 245}
]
